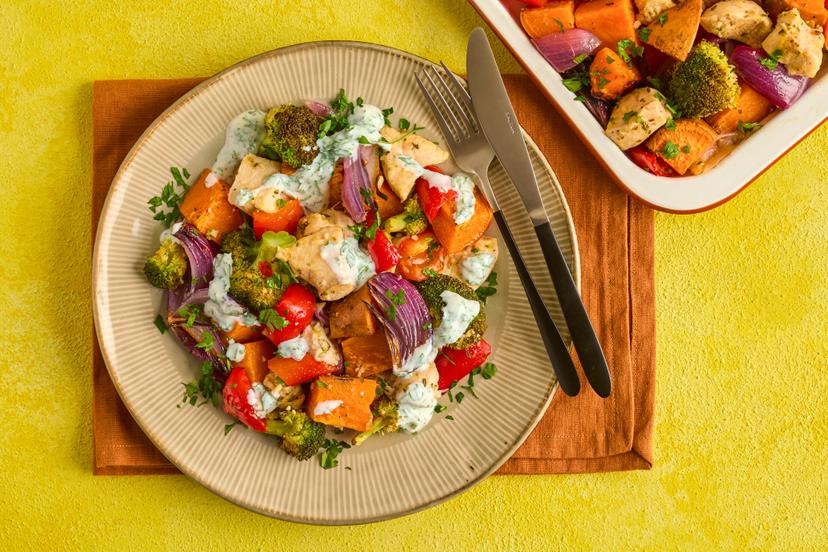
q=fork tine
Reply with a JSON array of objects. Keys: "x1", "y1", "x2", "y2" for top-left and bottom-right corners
[
  {"x1": 415, "y1": 71, "x2": 460, "y2": 149},
  {"x1": 427, "y1": 65, "x2": 475, "y2": 137},
  {"x1": 420, "y1": 66, "x2": 467, "y2": 139},
  {"x1": 439, "y1": 61, "x2": 476, "y2": 128}
]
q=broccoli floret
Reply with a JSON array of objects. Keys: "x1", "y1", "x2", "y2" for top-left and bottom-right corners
[
  {"x1": 259, "y1": 105, "x2": 320, "y2": 168},
  {"x1": 668, "y1": 41, "x2": 740, "y2": 118},
  {"x1": 143, "y1": 238, "x2": 187, "y2": 290},
  {"x1": 265, "y1": 409, "x2": 326, "y2": 461},
  {"x1": 415, "y1": 274, "x2": 486, "y2": 349},
  {"x1": 222, "y1": 229, "x2": 293, "y2": 310},
  {"x1": 352, "y1": 396, "x2": 399, "y2": 446},
  {"x1": 383, "y1": 197, "x2": 428, "y2": 235}
]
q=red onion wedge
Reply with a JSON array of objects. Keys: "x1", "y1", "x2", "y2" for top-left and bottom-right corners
[
  {"x1": 305, "y1": 101, "x2": 333, "y2": 117},
  {"x1": 367, "y1": 273, "x2": 431, "y2": 365},
  {"x1": 342, "y1": 145, "x2": 377, "y2": 223},
  {"x1": 174, "y1": 223, "x2": 215, "y2": 291},
  {"x1": 580, "y1": 95, "x2": 611, "y2": 127},
  {"x1": 730, "y1": 46, "x2": 808, "y2": 109},
  {"x1": 533, "y1": 29, "x2": 601, "y2": 72}
]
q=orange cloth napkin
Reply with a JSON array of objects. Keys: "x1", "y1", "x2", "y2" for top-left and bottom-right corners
[{"x1": 92, "y1": 76, "x2": 655, "y2": 475}]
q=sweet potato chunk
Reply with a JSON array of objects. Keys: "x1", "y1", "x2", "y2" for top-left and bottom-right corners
[
  {"x1": 374, "y1": 177, "x2": 404, "y2": 220},
  {"x1": 220, "y1": 322, "x2": 262, "y2": 344},
  {"x1": 520, "y1": 1, "x2": 576, "y2": 38},
  {"x1": 180, "y1": 169, "x2": 244, "y2": 243},
  {"x1": 342, "y1": 332, "x2": 394, "y2": 377},
  {"x1": 705, "y1": 82, "x2": 773, "y2": 134},
  {"x1": 574, "y1": 0, "x2": 638, "y2": 47},
  {"x1": 328, "y1": 285, "x2": 377, "y2": 339},
  {"x1": 643, "y1": 0, "x2": 703, "y2": 61},
  {"x1": 589, "y1": 47, "x2": 642, "y2": 100},
  {"x1": 306, "y1": 376, "x2": 377, "y2": 431},
  {"x1": 431, "y1": 187, "x2": 493, "y2": 254},
  {"x1": 232, "y1": 340, "x2": 274, "y2": 384},
  {"x1": 645, "y1": 118, "x2": 718, "y2": 175}
]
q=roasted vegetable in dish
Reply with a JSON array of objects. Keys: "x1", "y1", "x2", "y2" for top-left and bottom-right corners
[
  {"x1": 516, "y1": 0, "x2": 825, "y2": 176},
  {"x1": 144, "y1": 90, "x2": 502, "y2": 468}
]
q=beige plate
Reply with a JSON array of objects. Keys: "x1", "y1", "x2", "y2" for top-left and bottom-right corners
[{"x1": 92, "y1": 41, "x2": 580, "y2": 524}]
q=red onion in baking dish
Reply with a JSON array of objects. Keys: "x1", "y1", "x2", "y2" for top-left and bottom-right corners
[
  {"x1": 533, "y1": 29, "x2": 602, "y2": 72},
  {"x1": 730, "y1": 46, "x2": 809, "y2": 108}
]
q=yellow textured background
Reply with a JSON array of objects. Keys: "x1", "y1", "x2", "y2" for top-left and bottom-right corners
[{"x1": 1, "y1": 0, "x2": 826, "y2": 549}]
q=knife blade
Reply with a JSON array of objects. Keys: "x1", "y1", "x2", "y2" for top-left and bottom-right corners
[{"x1": 466, "y1": 27, "x2": 612, "y2": 398}]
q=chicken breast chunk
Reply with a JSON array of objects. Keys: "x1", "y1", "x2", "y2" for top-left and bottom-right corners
[
  {"x1": 604, "y1": 88, "x2": 672, "y2": 151},
  {"x1": 227, "y1": 153, "x2": 285, "y2": 213},
  {"x1": 442, "y1": 237, "x2": 499, "y2": 289},
  {"x1": 635, "y1": 0, "x2": 678, "y2": 24},
  {"x1": 379, "y1": 127, "x2": 449, "y2": 201},
  {"x1": 761, "y1": 8, "x2": 824, "y2": 78},
  {"x1": 701, "y1": 0, "x2": 773, "y2": 48}
]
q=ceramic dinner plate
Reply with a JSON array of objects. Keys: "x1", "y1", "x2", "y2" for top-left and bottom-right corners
[{"x1": 92, "y1": 41, "x2": 579, "y2": 524}]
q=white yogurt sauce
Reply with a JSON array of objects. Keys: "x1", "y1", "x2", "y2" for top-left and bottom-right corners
[
  {"x1": 397, "y1": 382, "x2": 438, "y2": 433},
  {"x1": 203, "y1": 254, "x2": 259, "y2": 332},
  {"x1": 237, "y1": 104, "x2": 386, "y2": 213},
  {"x1": 320, "y1": 237, "x2": 375, "y2": 288},
  {"x1": 461, "y1": 251, "x2": 496, "y2": 287},
  {"x1": 395, "y1": 339, "x2": 437, "y2": 378},
  {"x1": 433, "y1": 290, "x2": 480, "y2": 347},
  {"x1": 277, "y1": 334, "x2": 309, "y2": 361},
  {"x1": 211, "y1": 109, "x2": 267, "y2": 185},
  {"x1": 247, "y1": 382, "x2": 278, "y2": 419},
  {"x1": 226, "y1": 339, "x2": 246, "y2": 362},
  {"x1": 158, "y1": 221, "x2": 184, "y2": 244},
  {"x1": 313, "y1": 400, "x2": 343, "y2": 416}
]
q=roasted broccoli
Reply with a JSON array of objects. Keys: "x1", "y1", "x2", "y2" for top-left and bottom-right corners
[
  {"x1": 144, "y1": 238, "x2": 188, "y2": 290},
  {"x1": 222, "y1": 228, "x2": 293, "y2": 310},
  {"x1": 415, "y1": 274, "x2": 486, "y2": 349},
  {"x1": 259, "y1": 105, "x2": 320, "y2": 168},
  {"x1": 265, "y1": 409, "x2": 326, "y2": 461},
  {"x1": 668, "y1": 41, "x2": 740, "y2": 118},
  {"x1": 352, "y1": 396, "x2": 399, "y2": 446},
  {"x1": 383, "y1": 197, "x2": 428, "y2": 235}
]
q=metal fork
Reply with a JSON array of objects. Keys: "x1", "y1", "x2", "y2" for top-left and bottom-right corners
[{"x1": 416, "y1": 63, "x2": 581, "y2": 397}]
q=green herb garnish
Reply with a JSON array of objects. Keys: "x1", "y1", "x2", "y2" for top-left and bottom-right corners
[
  {"x1": 320, "y1": 439, "x2": 351, "y2": 469},
  {"x1": 195, "y1": 332, "x2": 214, "y2": 351},
  {"x1": 153, "y1": 314, "x2": 167, "y2": 334},
  {"x1": 657, "y1": 13, "x2": 668, "y2": 25},
  {"x1": 661, "y1": 141, "x2": 680, "y2": 160},
  {"x1": 475, "y1": 270, "x2": 498, "y2": 303},
  {"x1": 737, "y1": 120, "x2": 762, "y2": 135},
  {"x1": 760, "y1": 49, "x2": 782, "y2": 70},
  {"x1": 147, "y1": 166, "x2": 191, "y2": 228},
  {"x1": 181, "y1": 361, "x2": 222, "y2": 408},
  {"x1": 259, "y1": 308, "x2": 289, "y2": 332},
  {"x1": 637, "y1": 27, "x2": 651, "y2": 42},
  {"x1": 481, "y1": 362, "x2": 497, "y2": 380},
  {"x1": 572, "y1": 53, "x2": 590, "y2": 65}
]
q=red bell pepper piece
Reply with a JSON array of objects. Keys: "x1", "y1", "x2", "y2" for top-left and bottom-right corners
[
  {"x1": 222, "y1": 367, "x2": 267, "y2": 432},
  {"x1": 415, "y1": 166, "x2": 456, "y2": 222},
  {"x1": 363, "y1": 211, "x2": 401, "y2": 272},
  {"x1": 628, "y1": 146, "x2": 675, "y2": 177},
  {"x1": 435, "y1": 339, "x2": 492, "y2": 391},
  {"x1": 267, "y1": 355, "x2": 339, "y2": 386},
  {"x1": 262, "y1": 283, "x2": 316, "y2": 345},
  {"x1": 252, "y1": 199, "x2": 304, "y2": 239}
]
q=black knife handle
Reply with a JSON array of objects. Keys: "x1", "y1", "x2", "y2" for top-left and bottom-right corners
[
  {"x1": 493, "y1": 210, "x2": 580, "y2": 396},
  {"x1": 533, "y1": 221, "x2": 611, "y2": 398}
]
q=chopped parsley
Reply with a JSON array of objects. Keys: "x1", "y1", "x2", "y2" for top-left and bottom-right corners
[
  {"x1": 153, "y1": 314, "x2": 167, "y2": 334},
  {"x1": 181, "y1": 361, "x2": 222, "y2": 408},
  {"x1": 320, "y1": 439, "x2": 351, "y2": 469},
  {"x1": 616, "y1": 39, "x2": 643, "y2": 64},
  {"x1": 318, "y1": 89, "x2": 354, "y2": 137},
  {"x1": 665, "y1": 117, "x2": 676, "y2": 131},
  {"x1": 224, "y1": 421, "x2": 241, "y2": 436},
  {"x1": 455, "y1": 391, "x2": 465, "y2": 404},
  {"x1": 381, "y1": 107, "x2": 394, "y2": 127},
  {"x1": 760, "y1": 49, "x2": 782, "y2": 70},
  {"x1": 681, "y1": 145, "x2": 691, "y2": 154},
  {"x1": 646, "y1": 76, "x2": 666, "y2": 91},
  {"x1": 177, "y1": 304, "x2": 201, "y2": 328},
  {"x1": 737, "y1": 120, "x2": 762, "y2": 134},
  {"x1": 554, "y1": 18, "x2": 565, "y2": 32},
  {"x1": 481, "y1": 362, "x2": 497, "y2": 380},
  {"x1": 384, "y1": 288, "x2": 406, "y2": 322},
  {"x1": 475, "y1": 270, "x2": 498, "y2": 303},
  {"x1": 661, "y1": 141, "x2": 680, "y2": 160},
  {"x1": 657, "y1": 13, "x2": 668, "y2": 25},
  {"x1": 434, "y1": 404, "x2": 447, "y2": 413},
  {"x1": 445, "y1": 415, "x2": 455, "y2": 421},
  {"x1": 316, "y1": 379, "x2": 329, "y2": 388},
  {"x1": 259, "y1": 308, "x2": 289, "y2": 331},
  {"x1": 623, "y1": 111, "x2": 638, "y2": 123},
  {"x1": 572, "y1": 53, "x2": 589, "y2": 65},
  {"x1": 147, "y1": 166, "x2": 191, "y2": 228},
  {"x1": 423, "y1": 267, "x2": 439, "y2": 278},
  {"x1": 195, "y1": 332, "x2": 214, "y2": 351},
  {"x1": 637, "y1": 27, "x2": 651, "y2": 42}
]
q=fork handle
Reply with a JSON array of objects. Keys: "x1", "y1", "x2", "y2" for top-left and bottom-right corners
[
  {"x1": 493, "y1": 210, "x2": 580, "y2": 397},
  {"x1": 534, "y1": 222, "x2": 611, "y2": 398}
]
